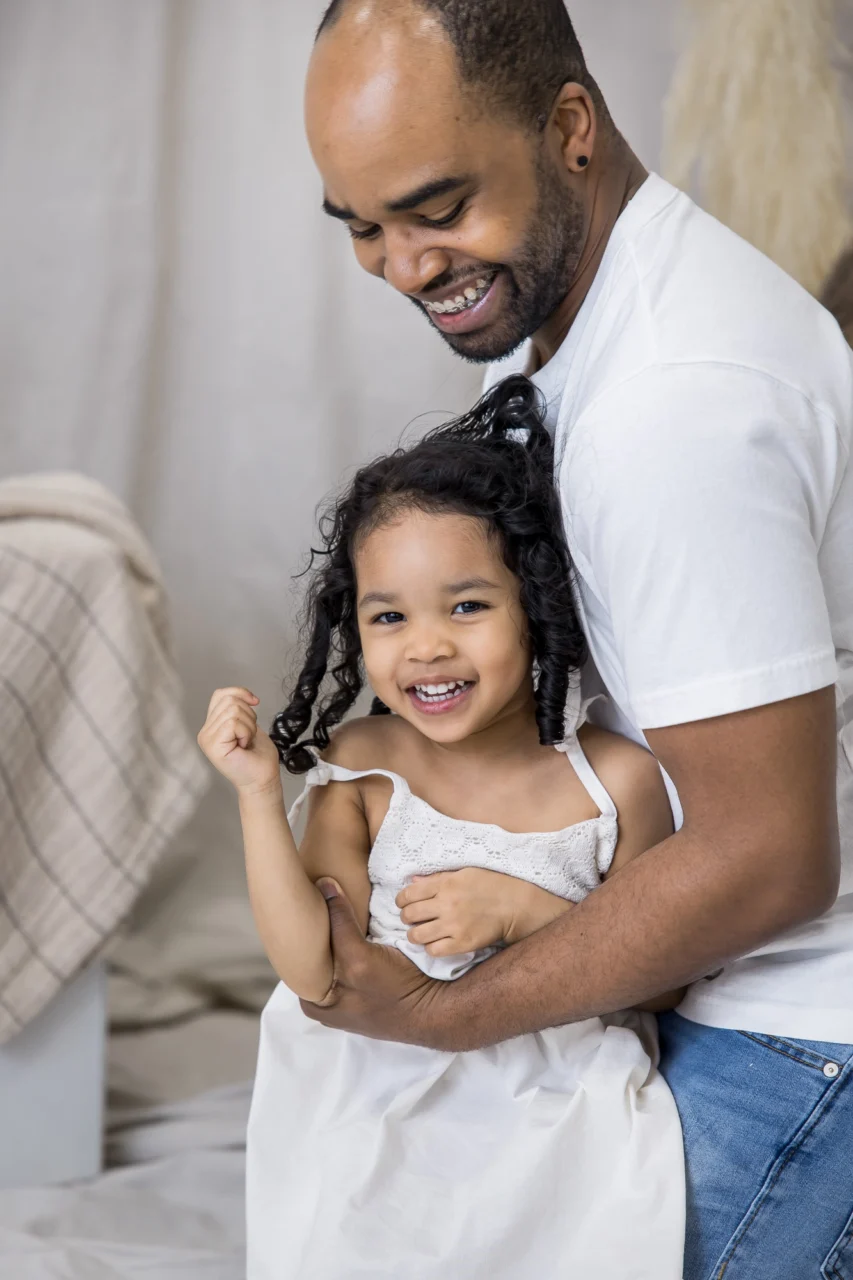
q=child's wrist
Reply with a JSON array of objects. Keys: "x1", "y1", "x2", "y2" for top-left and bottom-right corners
[
  {"x1": 505, "y1": 882, "x2": 569, "y2": 944},
  {"x1": 503, "y1": 881, "x2": 536, "y2": 945},
  {"x1": 237, "y1": 777, "x2": 285, "y2": 806}
]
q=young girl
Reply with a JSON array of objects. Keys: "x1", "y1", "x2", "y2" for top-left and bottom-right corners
[{"x1": 199, "y1": 377, "x2": 686, "y2": 1279}]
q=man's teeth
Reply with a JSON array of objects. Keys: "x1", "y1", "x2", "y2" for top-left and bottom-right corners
[
  {"x1": 412, "y1": 680, "x2": 471, "y2": 703},
  {"x1": 426, "y1": 278, "x2": 492, "y2": 315}
]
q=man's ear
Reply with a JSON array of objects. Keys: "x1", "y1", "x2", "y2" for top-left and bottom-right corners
[{"x1": 549, "y1": 82, "x2": 597, "y2": 174}]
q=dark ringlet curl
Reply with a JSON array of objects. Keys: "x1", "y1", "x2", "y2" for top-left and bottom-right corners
[{"x1": 271, "y1": 375, "x2": 586, "y2": 774}]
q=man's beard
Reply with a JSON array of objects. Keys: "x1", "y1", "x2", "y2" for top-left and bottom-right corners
[{"x1": 419, "y1": 162, "x2": 585, "y2": 365}]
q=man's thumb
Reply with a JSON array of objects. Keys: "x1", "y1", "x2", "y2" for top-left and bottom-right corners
[{"x1": 316, "y1": 878, "x2": 365, "y2": 944}]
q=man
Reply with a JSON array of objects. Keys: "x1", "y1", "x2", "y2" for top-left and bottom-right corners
[{"x1": 302, "y1": 2, "x2": 853, "y2": 1275}]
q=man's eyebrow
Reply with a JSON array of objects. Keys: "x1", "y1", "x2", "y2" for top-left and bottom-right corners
[
  {"x1": 322, "y1": 175, "x2": 472, "y2": 224},
  {"x1": 385, "y1": 175, "x2": 472, "y2": 214},
  {"x1": 323, "y1": 195, "x2": 356, "y2": 222}
]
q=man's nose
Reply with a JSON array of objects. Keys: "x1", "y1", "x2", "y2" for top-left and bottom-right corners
[{"x1": 382, "y1": 232, "x2": 450, "y2": 298}]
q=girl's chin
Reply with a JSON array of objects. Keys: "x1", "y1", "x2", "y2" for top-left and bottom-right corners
[{"x1": 407, "y1": 720, "x2": 477, "y2": 746}]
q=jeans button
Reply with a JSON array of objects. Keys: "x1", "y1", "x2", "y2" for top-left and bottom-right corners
[{"x1": 824, "y1": 1062, "x2": 840, "y2": 1079}]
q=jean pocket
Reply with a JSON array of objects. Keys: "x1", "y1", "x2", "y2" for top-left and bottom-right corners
[
  {"x1": 736, "y1": 1031, "x2": 848, "y2": 1076},
  {"x1": 823, "y1": 1207, "x2": 853, "y2": 1280}
]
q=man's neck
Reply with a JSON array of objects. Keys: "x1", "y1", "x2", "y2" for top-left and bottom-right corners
[{"x1": 530, "y1": 145, "x2": 648, "y2": 371}]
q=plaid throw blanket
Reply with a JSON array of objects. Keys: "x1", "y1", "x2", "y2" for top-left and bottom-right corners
[{"x1": 0, "y1": 473, "x2": 208, "y2": 1043}]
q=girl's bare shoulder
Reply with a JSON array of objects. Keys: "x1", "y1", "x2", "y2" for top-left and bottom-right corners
[
  {"x1": 323, "y1": 714, "x2": 420, "y2": 775},
  {"x1": 577, "y1": 724, "x2": 672, "y2": 832},
  {"x1": 319, "y1": 716, "x2": 420, "y2": 839}
]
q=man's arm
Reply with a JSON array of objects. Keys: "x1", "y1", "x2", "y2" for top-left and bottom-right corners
[{"x1": 302, "y1": 687, "x2": 839, "y2": 1050}]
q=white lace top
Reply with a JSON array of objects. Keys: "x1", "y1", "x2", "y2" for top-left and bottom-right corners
[{"x1": 288, "y1": 734, "x2": 618, "y2": 981}]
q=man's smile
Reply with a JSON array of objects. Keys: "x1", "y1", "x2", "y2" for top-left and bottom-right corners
[
  {"x1": 420, "y1": 272, "x2": 504, "y2": 335},
  {"x1": 421, "y1": 272, "x2": 497, "y2": 315}
]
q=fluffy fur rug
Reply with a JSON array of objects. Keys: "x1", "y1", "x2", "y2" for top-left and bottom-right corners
[{"x1": 663, "y1": 0, "x2": 851, "y2": 295}]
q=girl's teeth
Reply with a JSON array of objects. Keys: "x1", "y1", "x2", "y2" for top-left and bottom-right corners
[{"x1": 412, "y1": 680, "x2": 470, "y2": 704}]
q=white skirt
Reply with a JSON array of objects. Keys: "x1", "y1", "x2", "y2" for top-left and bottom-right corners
[{"x1": 247, "y1": 983, "x2": 685, "y2": 1279}]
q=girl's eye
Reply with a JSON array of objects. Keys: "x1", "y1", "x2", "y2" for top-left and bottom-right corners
[
  {"x1": 423, "y1": 200, "x2": 466, "y2": 229},
  {"x1": 348, "y1": 223, "x2": 381, "y2": 242},
  {"x1": 452, "y1": 600, "x2": 486, "y2": 616},
  {"x1": 373, "y1": 611, "x2": 405, "y2": 625}
]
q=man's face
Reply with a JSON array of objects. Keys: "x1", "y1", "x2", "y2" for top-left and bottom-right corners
[{"x1": 305, "y1": 13, "x2": 586, "y2": 364}]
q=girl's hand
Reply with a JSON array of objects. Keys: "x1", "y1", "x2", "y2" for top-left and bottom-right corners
[
  {"x1": 198, "y1": 687, "x2": 281, "y2": 796},
  {"x1": 395, "y1": 868, "x2": 572, "y2": 957}
]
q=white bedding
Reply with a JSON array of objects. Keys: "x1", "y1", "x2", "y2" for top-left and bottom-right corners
[{"x1": 0, "y1": 1014, "x2": 258, "y2": 1279}]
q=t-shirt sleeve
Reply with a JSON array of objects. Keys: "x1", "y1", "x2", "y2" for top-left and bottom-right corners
[{"x1": 562, "y1": 363, "x2": 840, "y2": 729}]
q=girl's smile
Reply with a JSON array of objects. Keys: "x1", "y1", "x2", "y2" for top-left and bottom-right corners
[{"x1": 406, "y1": 678, "x2": 477, "y2": 715}]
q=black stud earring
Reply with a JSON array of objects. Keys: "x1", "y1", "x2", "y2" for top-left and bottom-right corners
[{"x1": 577, "y1": 155, "x2": 589, "y2": 169}]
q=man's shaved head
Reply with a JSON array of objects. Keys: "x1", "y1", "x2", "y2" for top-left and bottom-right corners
[{"x1": 316, "y1": 0, "x2": 600, "y2": 132}]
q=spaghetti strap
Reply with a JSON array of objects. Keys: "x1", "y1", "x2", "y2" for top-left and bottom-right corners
[
  {"x1": 555, "y1": 737, "x2": 618, "y2": 821},
  {"x1": 287, "y1": 760, "x2": 409, "y2": 827}
]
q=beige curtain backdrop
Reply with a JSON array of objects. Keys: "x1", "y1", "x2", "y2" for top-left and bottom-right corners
[{"x1": 0, "y1": 0, "x2": 676, "y2": 1019}]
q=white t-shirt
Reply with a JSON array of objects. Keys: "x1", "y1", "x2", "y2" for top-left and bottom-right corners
[{"x1": 486, "y1": 174, "x2": 853, "y2": 1043}]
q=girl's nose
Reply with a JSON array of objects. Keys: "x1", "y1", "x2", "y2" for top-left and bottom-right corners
[{"x1": 404, "y1": 623, "x2": 455, "y2": 665}]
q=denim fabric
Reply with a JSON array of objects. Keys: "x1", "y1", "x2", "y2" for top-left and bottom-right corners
[{"x1": 658, "y1": 1012, "x2": 853, "y2": 1280}]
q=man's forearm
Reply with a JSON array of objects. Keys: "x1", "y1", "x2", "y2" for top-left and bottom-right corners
[{"x1": 419, "y1": 824, "x2": 832, "y2": 1052}]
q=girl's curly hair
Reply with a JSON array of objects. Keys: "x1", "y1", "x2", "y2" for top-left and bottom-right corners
[{"x1": 271, "y1": 375, "x2": 586, "y2": 773}]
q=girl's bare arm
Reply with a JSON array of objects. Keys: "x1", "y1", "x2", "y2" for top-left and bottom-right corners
[
  {"x1": 241, "y1": 778, "x2": 372, "y2": 1003},
  {"x1": 198, "y1": 688, "x2": 372, "y2": 1004}
]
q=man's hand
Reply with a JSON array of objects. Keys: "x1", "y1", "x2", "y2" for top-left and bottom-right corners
[
  {"x1": 300, "y1": 879, "x2": 449, "y2": 1046},
  {"x1": 396, "y1": 869, "x2": 572, "y2": 953}
]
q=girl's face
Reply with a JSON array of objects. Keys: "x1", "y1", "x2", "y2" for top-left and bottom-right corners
[{"x1": 355, "y1": 509, "x2": 534, "y2": 745}]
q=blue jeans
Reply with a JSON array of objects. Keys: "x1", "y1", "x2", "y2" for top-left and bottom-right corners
[{"x1": 658, "y1": 1012, "x2": 853, "y2": 1280}]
